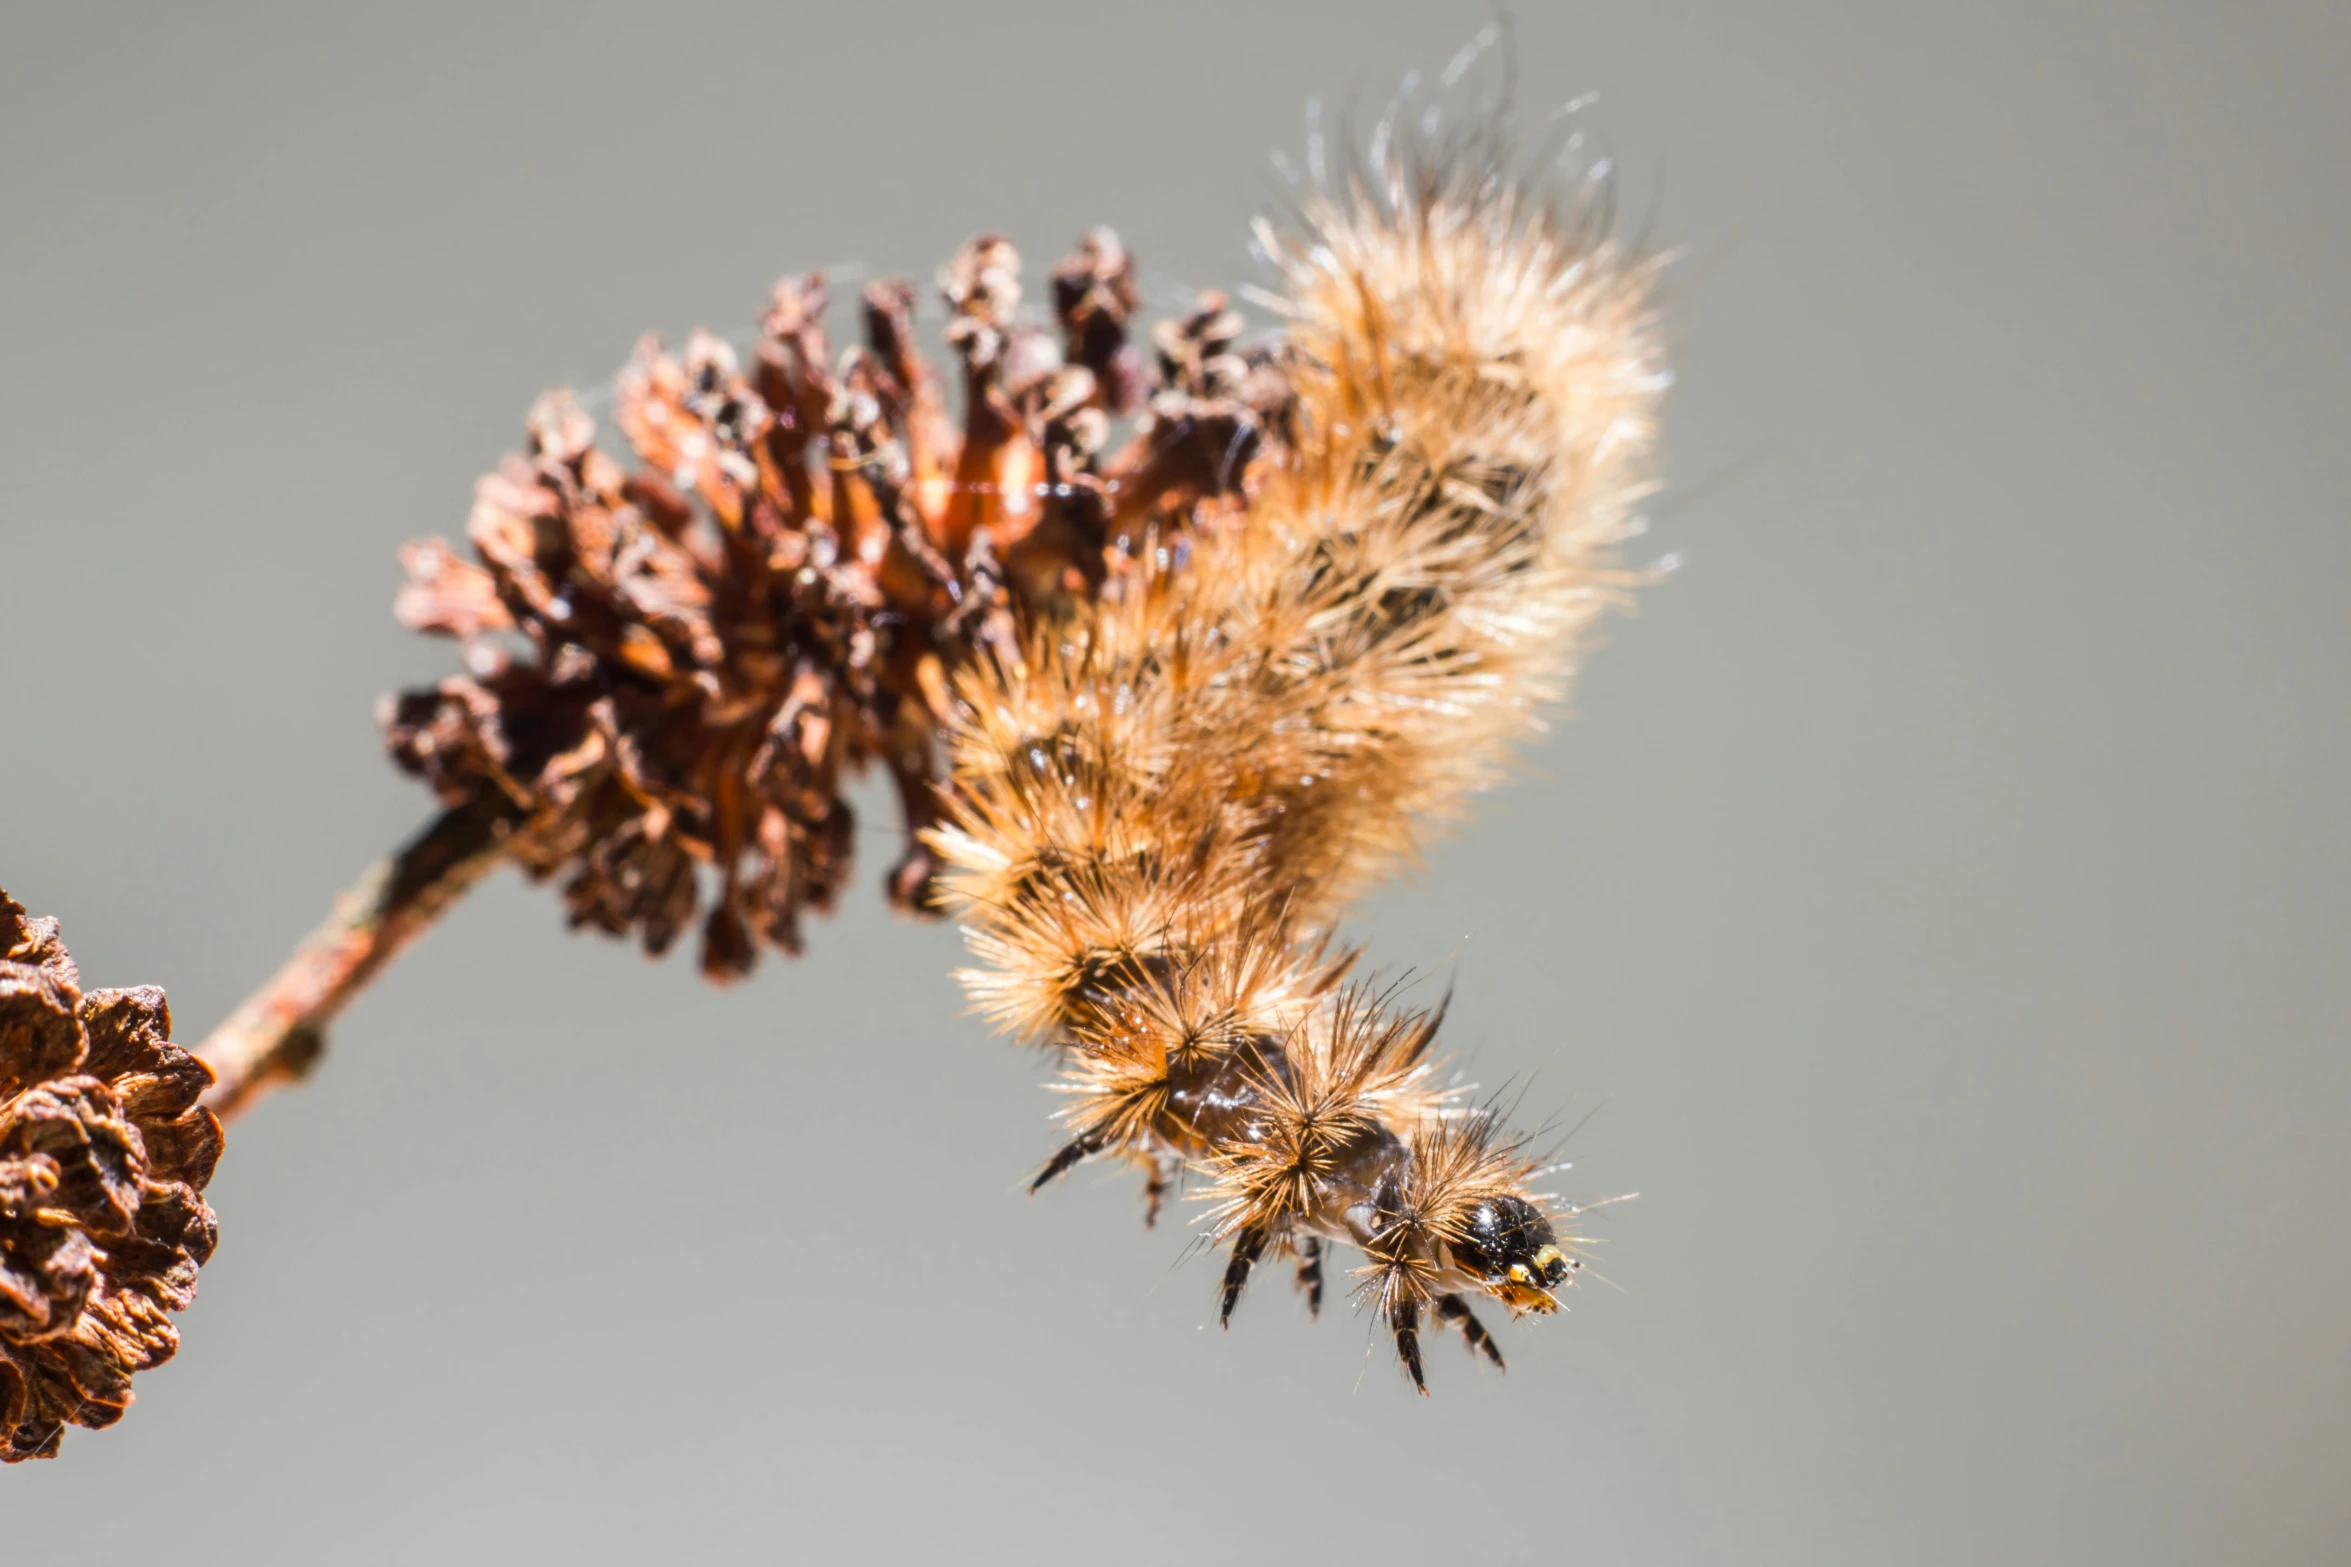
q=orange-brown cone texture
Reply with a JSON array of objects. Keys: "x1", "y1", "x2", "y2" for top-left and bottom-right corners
[{"x1": 383, "y1": 236, "x2": 1290, "y2": 983}]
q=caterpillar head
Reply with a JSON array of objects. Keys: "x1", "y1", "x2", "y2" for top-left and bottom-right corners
[{"x1": 1447, "y1": 1194, "x2": 1573, "y2": 1314}]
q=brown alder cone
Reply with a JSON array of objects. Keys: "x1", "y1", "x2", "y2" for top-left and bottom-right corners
[
  {"x1": 0, "y1": 893, "x2": 222, "y2": 1462},
  {"x1": 381, "y1": 233, "x2": 1292, "y2": 983}
]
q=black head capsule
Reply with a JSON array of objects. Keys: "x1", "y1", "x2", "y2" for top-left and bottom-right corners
[{"x1": 1448, "y1": 1195, "x2": 1574, "y2": 1313}]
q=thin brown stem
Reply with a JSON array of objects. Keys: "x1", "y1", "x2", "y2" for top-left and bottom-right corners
[{"x1": 197, "y1": 793, "x2": 515, "y2": 1121}]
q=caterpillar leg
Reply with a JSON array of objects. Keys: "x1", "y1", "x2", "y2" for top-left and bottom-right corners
[
  {"x1": 1140, "y1": 1157, "x2": 1171, "y2": 1230},
  {"x1": 1218, "y1": 1224, "x2": 1270, "y2": 1328},
  {"x1": 1437, "y1": 1293, "x2": 1506, "y2": 1369},
  {"x1": 1390, "y1": 1297, "x2": 1428, "y2": 1395},
  {"x1": 1294, "y1": 1237, "x2": 1325, "y2": 1318},
  {"x1": 1028, "y1": 1134, "x2": 1102, "y2": 1196}
]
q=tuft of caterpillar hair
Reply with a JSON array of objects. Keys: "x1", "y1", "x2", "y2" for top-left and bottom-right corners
[
  {"x1": 929, "y1": 90, "x2": 1662, "y2": 1390},
  {"x1": 1246, "y1": 110, "x2": 1667, "y2": 904}
]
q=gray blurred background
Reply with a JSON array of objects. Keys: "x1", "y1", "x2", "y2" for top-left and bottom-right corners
[{"x1": 4, "y1": 2, "x2": 2346, "y2": 1562}]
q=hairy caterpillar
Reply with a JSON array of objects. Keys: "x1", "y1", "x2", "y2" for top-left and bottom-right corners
[{"x1": 931, "y1": 61, "x2": 1666, "y2": 1389}]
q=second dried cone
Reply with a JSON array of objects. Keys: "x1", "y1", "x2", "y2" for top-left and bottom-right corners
[{"x1": 1, "y1": 892, "x2": 222, "y2": 1462}]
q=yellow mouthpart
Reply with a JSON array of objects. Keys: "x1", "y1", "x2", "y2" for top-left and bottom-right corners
[{"x1": 1489, "y1": 1261, "x2": 1561, "y2": 1315}]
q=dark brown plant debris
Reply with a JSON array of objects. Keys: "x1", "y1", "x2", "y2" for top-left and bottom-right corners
[
  {"x1": 383, "y1": 231, "x2": 1292, "y2": 982},
  {"x1": 1, "y1": 892, "x2": 222, "y2": 1462}
]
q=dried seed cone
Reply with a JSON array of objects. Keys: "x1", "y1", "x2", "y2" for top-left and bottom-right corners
[
  {"x1": 0, "y1": 893, "x2": 222, "y2": 1461},
  {"x1": 384, "y1": 236, "x2": 1283, "y2": 982}
]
